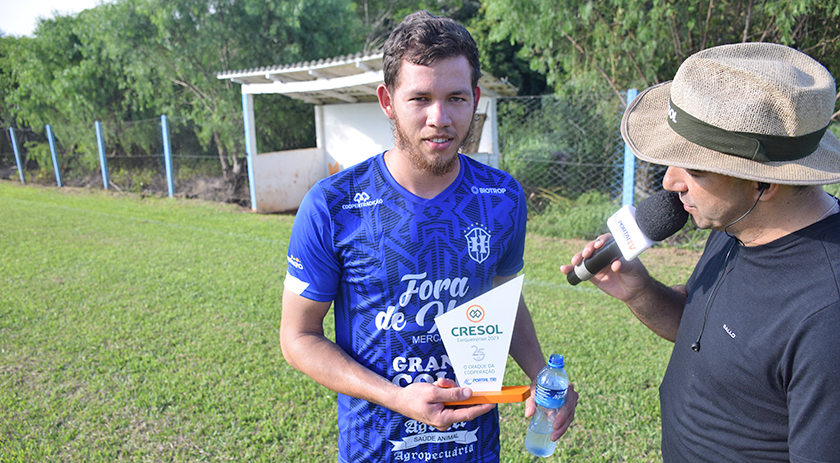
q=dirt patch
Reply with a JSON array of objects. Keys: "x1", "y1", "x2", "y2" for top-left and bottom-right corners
[
  {"x1": 172, "y1": 175, "x2": 251, "y2": 207},
  {"x1": 9, "y1": 170, "x2": 252, "y2": 209}
]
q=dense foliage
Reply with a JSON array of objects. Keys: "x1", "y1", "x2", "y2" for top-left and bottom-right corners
[
  {"x1": 1, "y1": 0, "x2": 364, "y2": 180},
  {"x1": 2, "y1": 0, "x2": 838, "y2": 184},
  {"x1": 483, "y1": 0, "x2": 840, "y2": 106}
]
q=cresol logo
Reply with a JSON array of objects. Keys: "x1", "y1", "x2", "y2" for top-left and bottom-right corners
[
  {"x1": 466, "y1": 305, "x2": 485, "y2": 323},
  {"x1": 451, "y1": 306, "x2": 503, "y2": 337}
]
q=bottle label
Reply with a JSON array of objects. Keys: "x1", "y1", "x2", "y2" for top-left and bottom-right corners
[{"x1": 534, "y1": 384, "x2": 567, "y2": 409}]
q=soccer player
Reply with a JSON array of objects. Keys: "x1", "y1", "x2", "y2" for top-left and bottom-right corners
[{"x1": 280, "y1": 10, "x2": 577, "y2": 463}]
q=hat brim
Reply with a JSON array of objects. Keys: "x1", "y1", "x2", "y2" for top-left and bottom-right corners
[{"x1": 621, "y1": 82, "x2": 840, "y2": 185}]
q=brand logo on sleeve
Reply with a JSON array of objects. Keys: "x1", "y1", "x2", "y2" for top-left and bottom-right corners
[{"x1": 287, "y1": 255, "x2": 304, "y2": 270}]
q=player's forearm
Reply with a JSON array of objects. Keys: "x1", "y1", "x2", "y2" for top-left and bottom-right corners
[
  {"x1": 282, "y1": 331, "x2": 401, "y2": 407},
  {"x1": 509, "y1": 299, "x2": 546, "y2": 381}
]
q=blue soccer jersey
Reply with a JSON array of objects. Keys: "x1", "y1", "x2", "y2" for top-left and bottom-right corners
[{"x1": 284, "y1": 152, "x2": 527, "y2": 463}]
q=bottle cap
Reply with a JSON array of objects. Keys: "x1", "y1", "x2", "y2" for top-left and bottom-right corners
[{"x1": 548, "y1": 354, "x2": 564, "y2": 369}]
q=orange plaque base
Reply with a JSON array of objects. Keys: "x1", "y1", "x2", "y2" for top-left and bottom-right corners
[{"x1": 444, "y1": 385, "x2": 531, "y2": 406}]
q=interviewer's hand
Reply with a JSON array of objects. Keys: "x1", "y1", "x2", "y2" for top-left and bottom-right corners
[
  {"x1": 559, "y1": 233, "x2": 650, "y2": 302},
  {"x1": 392, "y1": 378, "x2": 496, "y2": 431},
  {"x1": 525, "y1": 383, "x2": 578, "y2": 441}
]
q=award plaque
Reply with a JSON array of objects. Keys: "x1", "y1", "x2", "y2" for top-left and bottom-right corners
[{"x1": 435, "y1": 275, "x2": 531, "y2": 406}]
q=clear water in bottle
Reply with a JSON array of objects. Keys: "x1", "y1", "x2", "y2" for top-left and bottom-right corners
[
  {"x1": 525, "y1": 406, "x2": 558, "y2": 457},
  {"x1": 525, "y1": 354, "x2": 569, "y2": 457}
]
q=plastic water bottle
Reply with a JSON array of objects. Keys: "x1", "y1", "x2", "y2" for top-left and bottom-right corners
[{"x1": 525, "y1": 354, "x2": 569, "y2": 457}]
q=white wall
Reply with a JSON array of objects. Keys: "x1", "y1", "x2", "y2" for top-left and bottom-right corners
[
  {"x1": 252, "y1": 97, "x2": 499, "y2": 213},
  {"x1": 252, "y1": 147, "x2": 324, "y2": 213},
  {"x1": 322, "y1": 97, "x2": 498, "y2": 171},
  {"x1": 322, "y1": 102, "x2": 393, "y2": 170}
]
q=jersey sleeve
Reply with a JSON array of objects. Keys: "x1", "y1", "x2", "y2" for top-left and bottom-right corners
[
  {"x1": 786, "y1": 301, "x2": 840, "y2": 462},
  {"x1": 283, "y1": 184, "x2": 341, "y2": 302}
]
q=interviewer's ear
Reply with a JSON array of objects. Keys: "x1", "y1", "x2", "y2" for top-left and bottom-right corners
[{"x1": 754, "y1": 182, "x2": 780, "y2": 202}]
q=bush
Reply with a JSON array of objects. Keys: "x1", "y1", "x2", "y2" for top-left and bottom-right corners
[
  {"x1": 528, "y1": 189, "x2": 617, "y2": 239},
  {"x1": 528, "y1": 188, "x2": 710, "y2": 251}
]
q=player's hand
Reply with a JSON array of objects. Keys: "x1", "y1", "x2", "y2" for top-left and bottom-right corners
[
  {"x1": 394, "y1": 378, "x2": 495, "y2": 431},
  {"x1": 524, "y1": 383, "x2": 577, "y2": 441}
]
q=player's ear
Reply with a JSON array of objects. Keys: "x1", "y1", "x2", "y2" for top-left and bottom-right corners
[{"x1": 378, "y1": 84, "x2": 395, "y2": 119}]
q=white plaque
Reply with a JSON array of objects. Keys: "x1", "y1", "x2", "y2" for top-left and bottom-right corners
[{"x1": 435, "y1": 275, "x2": 524, "y2": 393}]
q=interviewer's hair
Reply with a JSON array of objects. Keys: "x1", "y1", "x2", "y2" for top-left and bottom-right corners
[{"x1": 382, "y1": 10, "x2": 481, "y2": 92}]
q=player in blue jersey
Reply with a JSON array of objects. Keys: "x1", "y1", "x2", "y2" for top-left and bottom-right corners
[{"x1": 280, "y1": 10, "x2": 578, "y2": 463}]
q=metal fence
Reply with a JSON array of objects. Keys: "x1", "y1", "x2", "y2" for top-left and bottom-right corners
[
  {"x1": 0, "y1": 93, "x2": 654, "y2": 213},
  {"x1": 496, "y1": 91, "x2": 631, "y2": 212},
  {"x1": 6, "y1": 94, "x2": 834, "y2": 216},
  {"x1": 1, "y1": 116, "x2": 249, "y2": 206},
  {"x1": 495, "y1": 92, "x2": 840, "y2": 212}
]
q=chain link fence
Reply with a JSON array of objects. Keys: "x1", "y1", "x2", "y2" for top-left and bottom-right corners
[
  {"x1": 496, "y1": 92, "x2": 840, "y2": 208},
  {"x1": 496, "y1": 91, "x2": 666, "y2": 212},
  {"x1": 5, "y1": 96, "x2": 836, "y2": 226},
  {"x1": 1, "y1": 117, "x2": 250, "y2": 206},
  {"x1": 0, "y1": 93, "x2": 666, "y2": 217}
]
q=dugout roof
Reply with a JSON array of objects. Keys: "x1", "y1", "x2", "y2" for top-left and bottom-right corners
[{"x1": 216, "y1": 51, "x2": 518, "y2": 105}]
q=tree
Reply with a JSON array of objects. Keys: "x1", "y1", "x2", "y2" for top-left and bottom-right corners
[
  {"x1": 483, "y1": 0, "x2": 840, "y2": 112},
  {"x1": 467, "y1": 5, "x2": 548, "y2": 96},
  {"x1": 348, "y1": 1, "x2": 547, "y2": 95},
  {"x1": 1, "y1": 11, "x2": 152, "y2": 169},
  {"x1": 354, "y1": 0, "x2": 473, "y2": 51},
  {"x1": 0, "y1": 36, "x2": 18, "y2": 129},
  {"x1": 110, "y1": 0, "x2": 363, "y2": 180},
  {"x1": 1, "y1": 0, "x2": 365, "y2": 181}
]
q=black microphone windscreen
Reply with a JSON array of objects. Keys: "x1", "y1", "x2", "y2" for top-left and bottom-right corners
[{"x1": 635, "y1": 191, "x2": 689, "y2": 241}]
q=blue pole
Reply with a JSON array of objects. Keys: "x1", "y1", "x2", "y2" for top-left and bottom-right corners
[
  {"x1": 95, "y1": 120, "x2": 109, "y2": 190},
  {"x1": 622, "y1": 88, "x2": 638, "y2": 206},
  {"x1": 161, "y1": 115, "x2": 175, "y2": 197},
  {"x1": 242, "y1": 93, "x2": 257, "y2": 210},
  {"x1": 9, "y1": 127, "x2": 25, "y2": 184},
  {"x1": 46, "y1": 124, "x2": 63, "y2": 187}
]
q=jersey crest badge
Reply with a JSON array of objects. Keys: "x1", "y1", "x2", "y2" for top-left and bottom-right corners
[{"x1": 465, "y1": 225, "x2": 491, "y2": 264}]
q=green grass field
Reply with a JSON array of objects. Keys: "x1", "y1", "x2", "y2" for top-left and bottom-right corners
[{"x1": 0, "y1": 181, "x2": 700, "y2": 462}]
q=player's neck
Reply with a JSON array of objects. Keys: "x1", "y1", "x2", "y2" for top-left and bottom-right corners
[{"x1": 384, "y1": 149, "x2": 461, "y2": 199}]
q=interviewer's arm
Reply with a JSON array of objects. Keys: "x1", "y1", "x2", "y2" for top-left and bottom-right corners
[{"x1": 559, "y1": 234, "x2": 687, "y2": 342}]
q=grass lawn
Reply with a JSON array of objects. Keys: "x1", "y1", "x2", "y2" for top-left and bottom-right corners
[{"x1": 0, "y1": 181, "x2": 700, "y2": 462}]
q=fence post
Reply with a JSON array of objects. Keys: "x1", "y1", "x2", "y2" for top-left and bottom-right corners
[
  {"x1": 46, "y1": 124, "x2": 63, "y2": 187},
  {"x1": 8, "y1": 127, "x2": 25, "y2": 184},
  {"x1": 161, "y1": 115, "x2": 175, "y2": 197},
  {"x1": 95, "y1": 120, "x2": 110, "y2": 190},
  {"x1": 242, "y1": 93, "x2": 258, "y2": 211},
  {"x1": 622, "y1": 88, "x2": 638, "y2": 206}
]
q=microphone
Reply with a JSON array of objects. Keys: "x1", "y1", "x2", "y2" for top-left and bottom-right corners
[{"x1": 567, "y1": 191, "x2": 689, "y2": 285}]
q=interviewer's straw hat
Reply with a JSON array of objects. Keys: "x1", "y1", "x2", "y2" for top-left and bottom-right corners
[{"x1": 621, "y1": 42, "x2": 840, "y2": 185}]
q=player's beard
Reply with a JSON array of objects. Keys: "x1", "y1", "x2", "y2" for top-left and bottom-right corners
[{"x1": 392, "y1": 111, "x2": 477, "y2": 177}]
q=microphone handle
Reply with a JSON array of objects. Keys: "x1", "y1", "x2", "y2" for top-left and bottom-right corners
[{"x1": 566, "y1": 237, "x2": 620, "y2": 285}]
